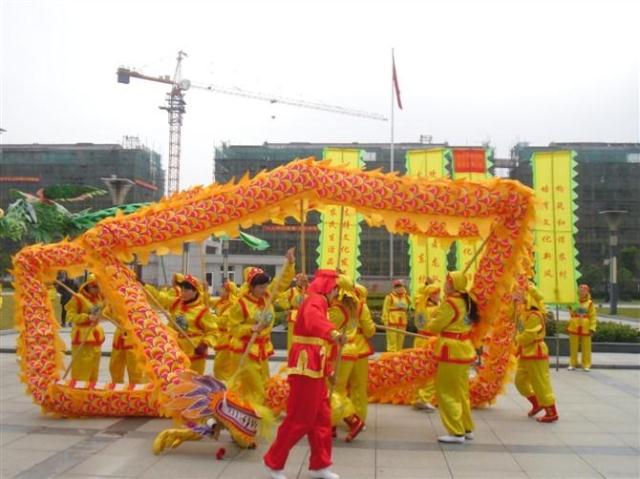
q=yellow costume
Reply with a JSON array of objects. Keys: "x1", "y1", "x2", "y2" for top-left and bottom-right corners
[
  {"x1": 429, "y1": 272, "x2": 475, "y2": 442},
  {"x1": 514, "y1": 285, "x2": 558, "y2": 422},
  {"x1": 145, "y1": 273, "x2": 182, "y2": 302},
  {"x1": 226, "y1": 261, "x2": 294, "y2": 410},
  {"x1": 146, "y1": 275, "x2": 217, "y2": 374},
  {"x1": 328, "y1": 279, "x2": 374, "y2": 442},
  {"x1": 346, "y1": 286, "x2": 376, "y2": 422},
  {"x1": 275, "y1": 274, "x2": 308, "y2": 350},
  {"x1": 412, "y1": 284, "x2": 440, "y2": 410},
  {"x1": 211, "y1": 281, "x2": 238, "y2": 381},
  {"x1": 110, "y1": 326, "x2": 146, "y2": 383},
  {"x1": 47, "y1": 286, "x2": 58, "y2": 308},
  {"x1": 65, "y1": 276, "x2": 105, "y2": 382},
  {"x1": 382, "y1": 282, "x2": 411, "y2": 352},
  {"x1": 567, "y1": 284, "x2": 597, "y2": 370}
]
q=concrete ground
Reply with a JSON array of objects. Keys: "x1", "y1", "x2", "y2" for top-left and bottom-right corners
[
  {"x1": 1, "y1": 324, "x2": 638, "y2": 370},
  {"x1": 1, "y1": 352, "x2": 639, "y2": 479}
]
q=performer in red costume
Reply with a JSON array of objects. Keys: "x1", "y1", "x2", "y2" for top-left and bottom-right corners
[{"x1": 263, "y1": 269, "x2": 345, "y2": 479}]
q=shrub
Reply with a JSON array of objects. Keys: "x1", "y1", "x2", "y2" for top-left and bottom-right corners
[
  {"x1": 545, "y1": 317, "x2": 639, "y2": 343},
  {"x1": 366, "y1": 293, "x2": 385, "y2": 313},
  {"x1": 593, "y1": 322, "x2": 640, "y2": 343}
]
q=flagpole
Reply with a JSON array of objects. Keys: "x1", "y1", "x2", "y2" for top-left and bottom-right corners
[{"x1": 389, "y1": 47, "x2": 395, "y2": 281}]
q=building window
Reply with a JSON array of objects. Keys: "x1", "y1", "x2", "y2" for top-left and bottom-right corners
[
  {"x1": 363, "y1": 151, "x2": 376, "y2": 162},
  {"x1": 220, "y1": 270, "x2": 235, "y2": 284}
]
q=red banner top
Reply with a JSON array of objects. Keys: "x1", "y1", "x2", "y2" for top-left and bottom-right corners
[{"x1": 452, "y1": 149, "x2": 486, "y2": 173}]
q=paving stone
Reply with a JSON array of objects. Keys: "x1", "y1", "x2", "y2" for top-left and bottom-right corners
[{"x1": 0, "y1": 354, "x2": 637, "y2": 479}]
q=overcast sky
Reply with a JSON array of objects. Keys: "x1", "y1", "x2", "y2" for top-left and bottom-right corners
[{"x1": 1, "y1": 0, "x2": 638, "y2": 189}]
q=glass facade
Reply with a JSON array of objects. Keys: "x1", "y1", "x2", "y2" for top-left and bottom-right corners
[{"x1": 510, "y1": 142, "x2": 640, "y2": 288}]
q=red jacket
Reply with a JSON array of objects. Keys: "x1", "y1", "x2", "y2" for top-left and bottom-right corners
[{"x1": 287, "y1": 292, "x2": 337, "y2": 379}]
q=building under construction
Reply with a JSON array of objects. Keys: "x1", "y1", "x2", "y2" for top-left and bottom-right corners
[
  {"x1": 0, "y1": 142, "x2": 165, "y2": 212},
  {"x1": 0, "y1": 141, "x2": 165, "y2": 276}
]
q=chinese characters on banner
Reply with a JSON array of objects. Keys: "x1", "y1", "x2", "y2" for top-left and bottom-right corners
[
  {"x1": 405, "y1": 149, "x2": 450, "y2": 299},
  {"x1": 316, "y1": 148, "x2": 363, "y2": 281},
  {"x1": 452, "y1": 148, "x2": 492, "y2": 277},
  {"x1": 532, "y1": 150, "x2": 579, "y2": 304}
]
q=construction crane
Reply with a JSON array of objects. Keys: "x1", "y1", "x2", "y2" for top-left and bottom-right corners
[{"x1": 117, "y1": 51, "x2": 387, "y2": 195}]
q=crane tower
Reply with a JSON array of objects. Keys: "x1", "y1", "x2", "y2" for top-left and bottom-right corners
[{"x1": 117, "y1": 51, "x2": 386, "y2": 195}]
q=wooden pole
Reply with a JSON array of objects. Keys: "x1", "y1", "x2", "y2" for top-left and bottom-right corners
[
  {"x1": 54, "y1": 280, "x2": 119, "y2": 328},
  {"x1": 181, "y1": 243, "x2": 189, "y2": 275},
  {"x1": 555, "y1": 302, "x2": 560, "y2": 372},
  {"x1": 62, "y1": 322, "x2": 98, "y2": 379},
  {"x1": 300, "y1": 199, "x2": 306, "y2": 275},
  {"x1": 462, "y1": 234, "x2": 491, "y2": 275},
  {"x1": 376, "y1": 323, "x2": 428, "y2": 340},
  {"x1": 336, "y1": 206, "x2": 345, "y2": 270},
  {"x1": 226, "y1": 294, "x2": 276, "y2": 386},
  {"x1": 200, "y1": 241, "x2": 210, "y2": 308},
  {"x1": 141, "y1": 286, "x2": 199, "y2": 349},
  {"x1": 55, "y1": 280, "x2": 120, "y2": 380}
]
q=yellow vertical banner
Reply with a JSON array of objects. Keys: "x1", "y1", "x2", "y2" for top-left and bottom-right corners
[
  {"x1": 316, "y1": 148, "x2": 363, "y2": 280},
  {"x1": 532, "y1": 150, "x2": 579, "y2": 304},
  {"x1": 452, "y1": 148, "x2": 493, "y2": 277},
  {"x1": 406, "y1": 149, "x2": 450, "y2": 298}
]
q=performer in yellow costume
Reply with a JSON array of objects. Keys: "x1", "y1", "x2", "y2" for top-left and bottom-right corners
[
  {"x1": 428, "y1": 271, "x2": 476, "y2": 444},
  {"x1": 514, "y1": 283, "x2": 559, "y2": 423},
  {"x1": 382, "y1": 280, "x2": 411, "y2": 352},
  {"x1": 145, "y1": 273, "x2": 183, "y2": 301},
  {"x1": 65, "y1": 275, "x2": 105, "y2": 382},
  {"x1": 350, "y1": 284, "x2": 376, "y2": 422},
  {"x1": 329, "y1": 278, "x2": 375, "y2": 442},
  {"x1": 146, "y1": 275, "x2": 217, "y2": 374},
  {"x1": 275, "y1": 273, "x2": 308, "y2": 350},
  {"x1": 412, "y1": 282, "x2": 441, "y2": 411},
  {"x1": 226, "y1": 248, "x2": 295, "y2": 412},
  {"x1": 211, "y1": 280, "x2": 238, "y2": 381},
  {"x1": 567, "y1": 284, "x2": 597, "y2": 371},
  {"x1": 110, "y1": 325, "x2": 146, "y2": 384}
]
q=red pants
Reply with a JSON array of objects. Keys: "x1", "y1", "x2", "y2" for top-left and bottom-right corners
[{"x1": 264, "y1": 375, "x2": 332, "y2": 471}]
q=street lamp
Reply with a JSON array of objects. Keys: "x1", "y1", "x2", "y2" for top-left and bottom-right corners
[
  {"x1": 222, "y1": 239, "x2": 230, "y2": 283},
  {"x1": 101, "y1": 175, "x2": 134, "y2": 206},
  {"x1": 598, "y1": 210, "x2": 627, "y2": 315}
]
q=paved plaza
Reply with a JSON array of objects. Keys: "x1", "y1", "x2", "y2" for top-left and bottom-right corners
[{"x1": 1, "y1": 352, "x2": 639, "y2": 479}]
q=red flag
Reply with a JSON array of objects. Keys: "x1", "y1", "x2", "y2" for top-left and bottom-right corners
[{"x1": 392, "y1": 52, "x2": 403, "y2": 110}]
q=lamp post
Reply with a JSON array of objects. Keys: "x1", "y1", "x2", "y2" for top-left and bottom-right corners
[
  {"x1": 101, "y1": 175, "x2": 134, "y2": 206},
  {"x1": 222, "y1": 239, "x2": 230, "y2": 284},
  {"x1": 598, "y1": 210, "x2": 627, "y2": 315}
]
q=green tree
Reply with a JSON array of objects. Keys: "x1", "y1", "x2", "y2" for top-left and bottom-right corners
[
  {"x1": 619, "y1": 267, "x2": 638, "y2": 300},
  {"x1": 579, "y1": 263, "x2": 606, "y2": 296},
  {"x1": 620, "y1": 247, "x2": 640, "y2": 276}
]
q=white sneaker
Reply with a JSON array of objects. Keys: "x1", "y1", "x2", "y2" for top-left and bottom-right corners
[
  {"x1": 438, "y1": 435, "x2": 465, "y2": 444},
  {"x1": 309, "y1": 468, "x2": 340, "y2": 479},
  {"x1": 567, "y1": 366, "x2": 574, "y2": 371},
  {"x1": 413, "y1": 401, "x2": 436, "y2": 412},
  {"x1": 584, "y1": 367, "x2": 591, "y2": 372},
  {"x1": 465, "y1": 431, "x2": 474, "y2": 440},
  {"x1": 265, "y1": 466, "x2": 287, "y2": 479}
]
